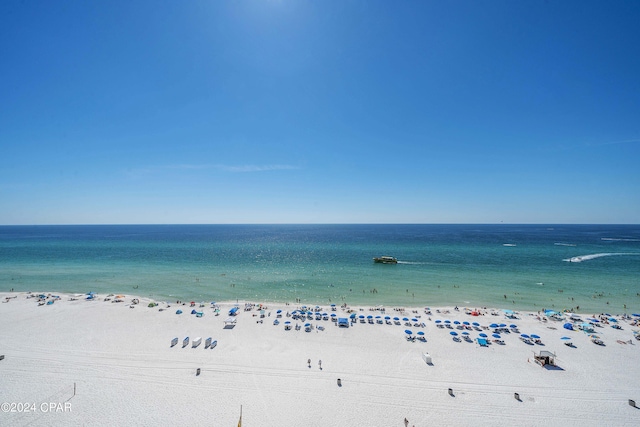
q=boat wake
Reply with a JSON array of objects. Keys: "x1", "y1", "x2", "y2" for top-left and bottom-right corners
[
  {"x1": 397, "y1": 261, "x2": 425, "y2": 265},
  {"x1": 554, "y1": 242, "x2": 576, "y2": 247},
  {"x1": 601, "y1": 237, "x2": 640, "y2": 242},
  {"x1": 563, "y1": 252, "x2": 640, "y2": 263}
]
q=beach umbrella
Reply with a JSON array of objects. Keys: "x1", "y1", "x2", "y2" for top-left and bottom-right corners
[
  {"x1": 492, "y1": 334, "x2": 501, "y2": 339},
  {"x1": 530, "y1": 334, "x2": 540, "y2": 339},
  {"x1": 608, "y1": 317, "x2": 617, "y2": 322},
  {"x1": 490, "y1": 323, "x2": 499, "y2": 328},
  {"x1": 444, "y1": 320, "x2": 451, "y2": 323},
  {"x1": 367, "y1": 315, "x2": 373, "y2": 319},
  {"x1": 412, "y1": 318, "x2": 419, "y2": 322},
  {"x1": 563, "y1": 323, "x2": 574, "y2": 330},
  {"x1": 417, "y1": 331, "x2": 425, "y2": 336},
  {"x1": 359, "y1": 315, "x2": 365, "y2": 319},
  {"x1": 304, "y1": 323, "x2": 311, "y2": 327},
  {"x1": 284, "y1": 321, "x2": 291, "y2": 324},
  {"x1": 331, "y1": 313, "x2": 336, "y2": 317},
  {"x1": 385, "y1": 316, "x2": 390, "y2": 320},
  {"x1": 403, "y1": 317, "x2": 409, "y2": 322},
  {"x1": 499, "y1": 323, "x2": 506, "y2": 328},
  {"x1": 454, "y1": 321, "x2": 461, "y2": 325},
  {"x1": 472, "y1": 322, "x2": 480, "y2": 327},
  {"x1": 632, "y1": 314, "x2": 640, "y2": 317},
  {"x1": 587, "y1": 318, "x2": 599, "y2": 323},
  {"x1": 510, "y1": 324, "x2": 518, "y2": 329},
  {"x1": 435, "y1": 320, "x2": 441, "y2": 324},
  {"x1": 393, "y1": 317, "x2": 400, "y2": 321},
  {"x1": 375, "y1": 315, "x2": 381, "y2": 319},
  {"x1": 463, "y1": 321, "x2": 470, "y2": 325},
  {"x1": 479, "y1": 333, "x2": 488, "y2": 338},
  {"x1": 520, "y1": 334, "x2": 530, "y2": 339},
  {"x1": 405, "y1": 330, "x2": 413, "y2": 335},
  {"x1": 462, "y1": 331, "x2": 470, "y2": 335},
  {"x1": 561, "y1": 336, "x2": 571, "y2": 340},
  {"x1": 350, "y1": 313, "x2": 356, "y2": 319},
  {"x1": 276, "y1": 310, "x2": 282, "y2": 314},
  {"x1": 450, "y1": 331, "x2": 458, "y2": 336}
]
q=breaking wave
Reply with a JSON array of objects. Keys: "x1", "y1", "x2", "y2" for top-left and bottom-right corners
[
  {"x1": 554, "y1": 243, "x2": 576, "y2": 247},
  {"x1": 563, "y1": 253, "x2": 640, "y2": 263}
]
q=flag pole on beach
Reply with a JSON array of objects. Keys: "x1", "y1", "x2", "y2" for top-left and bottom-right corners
[{"x1": 237, "y1": 405, "x2": 242, "y2": 427}]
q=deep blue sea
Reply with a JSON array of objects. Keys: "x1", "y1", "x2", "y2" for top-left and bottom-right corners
[{"x1": 1, "y1": 224, "x2": 639, "y2": 313}]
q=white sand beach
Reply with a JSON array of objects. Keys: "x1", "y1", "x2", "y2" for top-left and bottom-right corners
[{"x1": 1, "y1": 292, "x2": 639, "y2": 426}]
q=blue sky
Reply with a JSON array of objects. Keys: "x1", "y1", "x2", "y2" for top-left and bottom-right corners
[{"x1": 1, "y1": 0, "x2": 639, "y2": 224}]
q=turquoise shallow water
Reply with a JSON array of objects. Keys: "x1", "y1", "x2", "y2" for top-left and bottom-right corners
[{"x1": 1, "y1": 224, "x2": 639, "y2": 313}]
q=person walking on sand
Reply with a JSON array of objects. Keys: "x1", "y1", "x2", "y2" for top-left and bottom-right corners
[
  {"x1": 308, "y1": 358, "x2": 311, "y2": 368},
  {"x1": 318, "y1": 359, "x2": 322, "y2": 370}
]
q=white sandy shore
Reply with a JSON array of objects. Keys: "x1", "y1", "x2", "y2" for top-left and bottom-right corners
[{"x1": 1, "y1": 292, "x2": 639, "y2": 427}]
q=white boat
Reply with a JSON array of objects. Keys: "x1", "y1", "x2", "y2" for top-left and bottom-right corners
[
  {"x1": 192, "y1": 337, "x2": 202, "y2": 348},
  {"x1": 205, "y1": 337, "x2": 212, "y2": 348},
  {"x1": 210, "y1": 340, "x2": 217, "y2": 349},
  {"x1": 182, "y1": 337, "x2": 189, "y2": 348},
  {"x1": 373, "y1": 256, "x2": 397, "y2": 264},
  {"x1": 170, "y1": 337, "x2": 178, "y2": 347}
]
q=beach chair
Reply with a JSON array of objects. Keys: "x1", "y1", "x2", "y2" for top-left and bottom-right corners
[{"x1": 477, "y1": 338, "x2": 489, "y2": 347}]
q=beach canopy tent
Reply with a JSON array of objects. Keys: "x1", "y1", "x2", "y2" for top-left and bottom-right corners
[
  {"x1": 563, "y1": 323, "x2": 574, "y2": 330},
  {"x1": 229, "y1": 307, "x2": 239, "y2": 316},
  {"x1": 338, "y1": 318, "x2": 349, "y2": 328},
  {"x1": 534, "y1": 350, "x2": 556, "y2": 367},
  {"x1": 224, "y1": 318, "x2": 237, "y2": 328}
]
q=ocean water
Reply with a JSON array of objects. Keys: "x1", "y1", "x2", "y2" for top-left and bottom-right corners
[{"x1": 1, "y1": 224, "x2": 639, "y2": 313}]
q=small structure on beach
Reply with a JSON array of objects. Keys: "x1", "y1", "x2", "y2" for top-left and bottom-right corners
[{"x1": 534, "y1": 350, "x2": 556, "y2": 367}]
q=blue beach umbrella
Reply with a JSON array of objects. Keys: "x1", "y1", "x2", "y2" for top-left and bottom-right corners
[
  {"x1": 499, "y1": 323, "x2": 506, "y2": 328},
  {"x1": 304, "y1": 323, "x2": 311, "y2": 327},
  {"x1": 479, "y1": 333, "x2": 488, "y2": 338},
  {"x1": 350, "y1": 313, "x2": 356, "y2": 319},
  {"x1": 463, "y1": 321, "x2": 470, "y2": 326},
  {"x1": 376, "y1": 315, "x2": 381, "y2": 319},
  {"x1": 417, "y1": 331, "x2": 425, "y2": 336},
  {"x1": 530, "y1": 334, "x2": 540, "y2": 339},
  {"x1": 490, "y1": 323, "x2": 499, "y2": 328},
  {"x1": 450, "y1": 331, "x2": 458, "y2": 336},
  {"x1": 510, "y1": 324, "x2": 518, "y2": 329},
  {"x1": 563, "y1": 323, "x2": 574, "y2": 330},
  {"x1": 367, "y1": 315, "x2": 373, "y2": 319},
  {"x1": 444, "y1": 320, "x2": 451, "y2": 323},
  {"x1": 472, "y1": 322, "x2": 480, "y2": 327},
  {"x1": 276, "y1": 309, "x2": 282, "y2": 314},
  {"x1": 462, "y1": 331, "x2": 470, "y2": 335},
  {"x1": 454, "y1": 321, "x2": 461, "y2": 325},
  {"x1": 492, "y1": 334, "x2": 501, "y2": 339},
  {"x1": 561, "y1": 336, "x2": 571, "y2": 340},
  {"x1": 385, "y1": 316, "x2": 390, "y2": 320},
  {"x1": 405, "y1": 330, "x2": 413, "y2": 335},
  {"x1": 403, "y1": 317, "x2": 409, "y2": 322},
  {"x1": 412, "y1": 318, "x2": 418, "y2": 322},
  {"x1": 393, "y1": 317, "x2": 400, "y2": 321},
  {"x1": 331, "y1": 313, "x2": 336, "y2": 317},
  {"x1": 435, "y1": 320, "x2": 442, "y2": 324},
  {"x1": 520, "y1": 334, "x2": 530, "y2": 339}
]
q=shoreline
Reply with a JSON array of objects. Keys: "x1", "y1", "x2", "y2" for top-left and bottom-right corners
[{"x1": 2, "y1": 291, "x2": 639, "y2": 426}]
